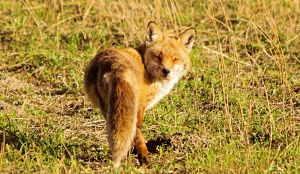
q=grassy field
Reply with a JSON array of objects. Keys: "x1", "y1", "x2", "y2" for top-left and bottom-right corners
[{"x1": 0, "y1": 0, "x2": 300, "y2": 173}]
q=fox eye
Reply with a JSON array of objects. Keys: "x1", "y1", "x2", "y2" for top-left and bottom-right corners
[{"x1": 174, "y1": 57, "x2": 179, "y2": 61}]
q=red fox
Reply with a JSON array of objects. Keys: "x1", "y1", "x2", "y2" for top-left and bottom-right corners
[{"x1": 84, "y1": 21, "x2": 196, "y2": 168}]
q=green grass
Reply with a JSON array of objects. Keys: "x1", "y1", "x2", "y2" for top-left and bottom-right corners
[{"x1": 1, "y1": 0, "x2": 300, "y2": 173}]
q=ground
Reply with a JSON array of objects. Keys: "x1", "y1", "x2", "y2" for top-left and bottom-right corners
[{"x1": 0, "y1": 0, "x2": 300, "y2": 173}]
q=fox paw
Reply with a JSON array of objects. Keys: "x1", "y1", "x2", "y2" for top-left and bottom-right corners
[{"x1": 138, "y1": 154, "x2": 149, "y2": 166}]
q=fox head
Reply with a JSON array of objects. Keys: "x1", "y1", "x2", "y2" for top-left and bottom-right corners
[{"x1": 143, "y1": 21, "x2": 196, "y2": 81}]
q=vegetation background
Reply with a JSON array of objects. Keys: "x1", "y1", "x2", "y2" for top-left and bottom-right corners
[{"x1": 0, "y1": 0, "x2": 299, "y2": 173}]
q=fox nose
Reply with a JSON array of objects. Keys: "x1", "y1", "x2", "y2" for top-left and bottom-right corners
[{"x1": 162, "y1": 68, "x2": 170, "y2": 76}]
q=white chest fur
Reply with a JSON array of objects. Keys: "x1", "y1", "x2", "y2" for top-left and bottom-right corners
[{"x1": 146, "y1": 65, "x2": 186, "y2": 110}]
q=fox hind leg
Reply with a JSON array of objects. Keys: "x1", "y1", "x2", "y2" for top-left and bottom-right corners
[
  {"x1": 134, "y1": 128, "x2": 149, "y2": 165},
  {"x1": 134, "y1": 107, "x2": 149, "y2": 165}
]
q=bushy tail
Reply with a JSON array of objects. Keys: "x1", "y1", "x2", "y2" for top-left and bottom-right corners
[{"x1": 107, "y1": 77, "x2": 137, "y2": 168}]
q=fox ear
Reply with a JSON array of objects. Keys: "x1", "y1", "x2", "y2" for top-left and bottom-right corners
[
  {"x1": 179, "y1": 28, "x2": 196, "y2": 51},
  {"x1": 147, "y1": 21, "x2": 162, "y2": 42}
]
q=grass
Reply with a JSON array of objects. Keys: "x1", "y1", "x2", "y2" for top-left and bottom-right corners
[{"x1": 0, "y1": 0, "x2": 300, "y2": 173}]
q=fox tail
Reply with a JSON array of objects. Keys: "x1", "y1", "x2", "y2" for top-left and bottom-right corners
[{"x1": 107, "y1": 76, "x2": 137, "y2": 168}]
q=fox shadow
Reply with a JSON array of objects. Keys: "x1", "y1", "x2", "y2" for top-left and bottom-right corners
[{"x1": 132, "y1": 136, "x2": 172, "y2": 154}]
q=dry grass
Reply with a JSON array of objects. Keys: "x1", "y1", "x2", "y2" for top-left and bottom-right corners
[{"x1": 0, "y1": 0, "x2": 300, "y2": 173}]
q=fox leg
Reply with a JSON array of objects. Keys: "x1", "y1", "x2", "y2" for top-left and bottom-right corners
[
  {"x1": 135, "y1": 129, "x2": 149, "y2": 165},
  {"x1": 134, "y1": 108, "x2": 149, "y2": 165}
]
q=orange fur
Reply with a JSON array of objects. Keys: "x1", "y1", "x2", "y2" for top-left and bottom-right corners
[{"x1": 84, "y1": 21, "x2": 196, "y2": 167}]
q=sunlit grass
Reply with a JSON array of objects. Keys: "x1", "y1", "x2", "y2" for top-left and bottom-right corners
[{"x1": 0, "y1": 0, "x2": 299, "y2": 173}]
